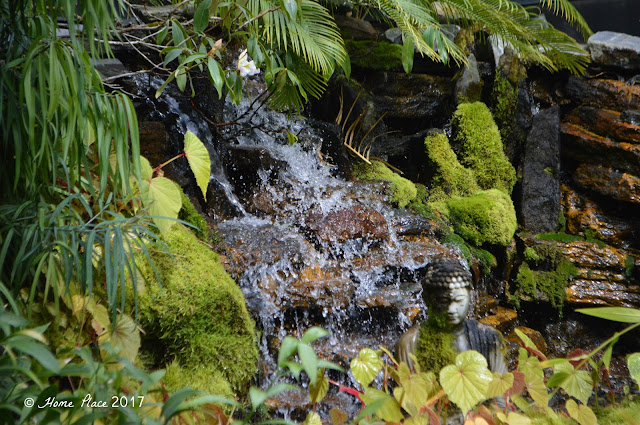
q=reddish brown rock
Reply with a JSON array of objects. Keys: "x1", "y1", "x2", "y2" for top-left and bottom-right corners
[
  {"x1": 479, "y1": 307, "x2": 518, "y2": 332},
  {"x1": 306, "y1": 205, "x2": 389, "y2": 243},
  {"x1": 562, "y1": 185, "x2": 637, "y2": 248},
  {"x1": 566, "y1": 279, "x2": 640, "y2": 308},
  {"x1": 561, "y1": 122, "x2": 640, "y2": 175},
  {"x1": 507, "y1": 326, "x2": 548, "y2": 355},
  {"x1": 564, "y1": 107, "x2": 640, "y2": 145},
  {"x1": 565, "y1": 77, "x2": 640, "y2": 111},
  {"x1": 573, "y1": 164, "x2": 640, "y2": 205}
]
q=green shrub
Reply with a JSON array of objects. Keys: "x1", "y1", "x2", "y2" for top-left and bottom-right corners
[
  {"x1": 134, "y1": 224, "x2": 258, "y2": 393},
  {"x1": 354, "y1": 160, "x2": 417, "y2": 208},
  {"x1": 451, "y1": 102, "x2": 517, "y2": 194},
  {"x1": 446, "y1": 189, "x2": 517, "y2": 246}
]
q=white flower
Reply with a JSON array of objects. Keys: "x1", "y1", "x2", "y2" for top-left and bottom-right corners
[{"x1": 237, "y1": 49, "x2": 260, "y2": 77}]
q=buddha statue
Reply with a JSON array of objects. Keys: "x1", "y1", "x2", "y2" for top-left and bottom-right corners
[{"x1": 396, "y1": 259, "x2": 507, "y2": 377}]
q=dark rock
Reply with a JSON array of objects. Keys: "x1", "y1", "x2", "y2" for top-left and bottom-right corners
[
  {"x1": 223, "y1": 145, "x2": 285, "y2": 198},
  {"x1": 588, "y1": 31, "x2": 640, "y2": 72},
  {"x1": 620, "y1": 109, "x2": 640, "y2": 125},
  {"x1": 561, "y1": 123, "x2": 640, "y2": 175},
  {"x1": 520, "y1": 106, "x2": 561, "y2": 233},
  {"x1": 564, "y1": 107, "x2": 640, "y2": 144},
  {"x1": 139, "y1": 121, "x2": 170, "y2": 165},
  {"x1": 454, "y1": 54, "x2": 483, "y2": 103},
  {"x1": 573, "y1": 164, "x2": 640, "y2": 205},
  {"x1": 564, "y1": 77, "x2": 640, "y2": 111},
  {"x1": 334, "y1": 15, "x2": 378, "y2": 40},
  {"x1": 305, "y1": 205, "x2": 389, "y2": 243},
  {"x1": 388, "y1": 208, "x2": 439, "y2": 237}
]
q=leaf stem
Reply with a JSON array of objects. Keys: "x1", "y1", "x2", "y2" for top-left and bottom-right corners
[{"x1": 154, "y1": 153, "x2": 185, "y2": 172}]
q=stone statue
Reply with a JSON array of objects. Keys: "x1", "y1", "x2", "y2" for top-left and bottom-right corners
[{"x1": 396, "y1": 259, "x2": 507, "y2": 377}]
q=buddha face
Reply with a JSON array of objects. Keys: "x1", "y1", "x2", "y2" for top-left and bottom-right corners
[{"x1": 432, "y1": 287, "x2": 470, "y2": 326}]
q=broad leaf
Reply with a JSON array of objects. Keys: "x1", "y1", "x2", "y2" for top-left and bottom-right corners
[
  {"x1": 329, "y1": 408, "x2": 348, "y2": 425},
  {"x1": 309, "y1": 369, "x2": 328, "y2": 403},
  {"x1": 628, "y1": 353, "x2": 640, "y2": 388},
  {"x1": 524, "y1": 368, "x2": 548, "y2": 409},
  {"x1": 497, "y1": 411, "x2": 531, "y2": 425},
  {"x1": 487, "y1": 371, "x2": 514, "y2": 399},
  {"x1": 576, "y1": 307, "x2": 640, "y2": 323},
  {"x1": 350, "y1": 348, "x2": 383, "y2": 387},
  {"x1": 361, "y1": 387, "x2": 404, "y2": 423},
  {"x1": 439, "y1": 350, "x2": 492, "y2": 414},
  {"x1": 393, "y1": 362, "x2": 429, "y2": 416},
  {"x1": 566, "y1": 399, "x2": 597, "y2": 425},
  {"x1": 141, "y1": 176, "x2": 182, "y2": 233},
  {"x1": 548, "y1": 362, "x2": 593, "y2": 404},
  {"x1": 98, "y1": 314, "x2": 140, "y2": 363},
  {"x1": 183, "y1": 131, "x2": 210, "y2": 201},
  {"x1": 303, "y1": 412, "x2": 321, "y2": 425},
  {"x1": 140, "y1": 156, "x2": 153, "y2": 181}
]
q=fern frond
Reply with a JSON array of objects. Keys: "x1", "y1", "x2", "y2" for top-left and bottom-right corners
[{"x1": 539, "y1": 0, "x2": 592, "y2": 40}]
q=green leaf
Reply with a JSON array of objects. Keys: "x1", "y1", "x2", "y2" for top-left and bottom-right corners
[
  {"x1": 401, "y1": 36, "x2": 414, "y2": 74},
  {"x1": 301, "y1": 326, "x2": 329, "y2": 344},
  {"x1": 250, "y1": 383, "x2": 297, "y2": 411},
  {"x1": 566, "y1": 399, "x2": 597, "y2": 425},
  {"x1": 163, "y1": 47, "x2": 184, "y2": 67},
  {"x1": 140, "y1": 156, "x2": 153, "y2": 181},
  {"x1": 193, "y1": 0, "x2": 212, "y2": 33},
  {"x1": 309, "y1": 368, "x2": 328, "y2": 403},
  {"x1": 576, "y1": 307, "x2": 640, "y2": 323},
  {"x1": 298, "y1": 343, "x2": 318, "y2": 384},
  {"x1": 341, "y1": 51, "x2": 351, "y2": 79},
  {"x1": 329, "y1": 408, "x2": 348, "y2": 425},
  {"x1": 278, "y1": 336, "x2": 299, "y2": 367},
  {"x1": 141, "y1": 177, "x2": 182, "y2": 233},
  {"x1": 549, "y1": 362, "x2": 593, "y2": 404},
  {"x1": 283, "y1": 0, "x2": 299, "y2": 20},
  {"x1": 8, "y1": 338, "x2": 60, "y2": 373},
  {"x1": 393, "y1": 362, "x2": 430, "y2": 416},
  {"x1": 207, "y1": 57, "x2": 225, "y2": 99},
  {"x1": 98, "y1": 314, "x2": 140, "y2": 363},
  {"x1": 171, "y1": 20, "x2": 185, "y2": 46},
  {"x1": 303, "y1": 412, "x2": 322, "y2": 425},
  {"x1": 487, "y1": 371, "x2": 514, "y2": 399},
  {"x1": 176, "y1": 67, "x2": 187, "y2": 92},
  {"x1": 157, "y1": 25, "x2": 169, "y2": 44},
  {"x1": 183, "y1": 131, "x2": 210, "y2": 201},
  {"x1": 628, "y1": 353, "x2": 640, "y2": 389},
  {"x1": 439, "y1": 350, "x2": 492, "y2": 414},
  {"x1": 361, "y1": 387, "x2": 404, "y2": 423},
  {"x1": 350, "y1": 348, "x2": 383, "y2": 387}
]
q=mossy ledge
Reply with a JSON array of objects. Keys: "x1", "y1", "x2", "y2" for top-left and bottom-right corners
[
  {"x1": 132, "y1": 224, "x2": 258, "y2": 395},
  {"x1": 345, "y1": 39, "x2": 403, "y2": 71},
  {"x1": 354, "y1": 160, "x2": 417, "y2": 208}
]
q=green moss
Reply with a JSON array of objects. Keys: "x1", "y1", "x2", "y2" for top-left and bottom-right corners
[
  {"x1": 415, "y1": 316, "x2": 458, "y2": 373},
  {"x1": 179, "y1": 190, "x2": 209, "y2": 241},
  {"x1": 625, "y1": 255, "x2": 636, "y2": 278},
  {"x1": 514, "y1": 244, "x2": 577, "y2": 312},
  {"x1": 584, "y1": 229, "x2": 606, "y2": 248},
  {"x1": 354, "y1": 160, "x2": 417, "y2": 208},
  {"x1": 134, "y1": 224, "x2": 258, "y2": 393},
  {"x1": 443, "y1": 231, "x2": 472, "y2": 262},
  {"x1": 424, "y1": 131, "x2": 479, "y2": 203},
  {"x1": 446, "y1": 189, "x2": 517, "y2": 246},
  {"x1": 345, "y1": 40, "x2": 403, "y2": 71},
  {"x1": 452, "y1": 102, "x2": 516, "y2": 194},
  {"x1": 489, "y1": 73, "x2": 519, "y2": 145},
  {"x1": 596, "y1": 400, "x2": 640, "y2": 424},
  {"x1": 163, "y1": 361, "x2": 234, "y2": 399},
  {"x1": 471, "y1": 246, "x2": 497, "y2": 276},
  {"x1": 524, "y1": 246, "x2": 541, "y2": 264},
  {"x1": 535, "y1": 232, "x2": 584, "y2": 243}
]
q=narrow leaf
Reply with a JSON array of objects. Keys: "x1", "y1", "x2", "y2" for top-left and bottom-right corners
[
  {"x1": 193, "y1": 0, "x2": 213, "y2": 33},
  {"x1": 577, "y1": 307, "x2": 640, "y2": 323}
]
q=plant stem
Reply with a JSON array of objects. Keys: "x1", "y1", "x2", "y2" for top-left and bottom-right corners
[{"x1": 154, "y1": 153, "x2": 185, "y2": 173}]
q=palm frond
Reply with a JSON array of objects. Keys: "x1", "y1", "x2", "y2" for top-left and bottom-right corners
[{"x1": 539, "y1": 0, "x2": 592, "y2": 40}]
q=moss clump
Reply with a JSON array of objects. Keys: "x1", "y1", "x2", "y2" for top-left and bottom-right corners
[
  {"x1": 424, "y1": 131, "x2": 479, "y2": 202},
  {"x1": 415, "y1": 313, "x2": 457, "y2": 373},
  {"x1": 179, "y1": 190, "x2": 209, "y2": 241},
  {"x1": 134, "y1": 224, "x2": 258, "y2": 393},
  {"x1": 345, "y1": 40, "x2": 403, "y2": 71},
  {"x1": 625, "y1": 255, "x2": 636, "y2": 278},
  {"x1": 452, "y1": 102, "x2": 517, "y2": 194},
  {"x1": 490, "y1": 73, "x2": 519, "y2": 145},
  {"x1": 524, "y1": 246, "x2": 541, "y2": 264},
  {"x1": 446, "y1": 189, "x2": 517, "y2": 246},
  {"x1": 514, "y1": 244, "x2": 577, "y2": 312},
  {"x1": 163, "y1": 361, "x2": 234, "y2": 399},
  {"x1": 354, "y1": 160, "x2": 417, "y2": 208}
]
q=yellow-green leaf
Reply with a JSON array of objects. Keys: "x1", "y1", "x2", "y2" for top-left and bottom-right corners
[
  {"x1": 86, "y1": 301, "x2": 110, "y2": 336},
  {"x1": 303, "y1": 412, "x2": 322, "y2": 425},
  {"x1": 361, "y1": 387, "x2": 404, "y2": 423},
  {"x1": 183, "y1": 131, "x2": 210, "y2": 201},
  {"x1": 549, "y1": 362, "x2": 593, "y2": 404},
  {"x1": 525, "y1": 368, "x2": 549, "y2": 409},
  {"x1": 487, "y1": 371, "x2": 514, "y2": 399},
  {"x1": 309, "y1": 369, "x2": 328, "y2": 403},
  {"x1": 439, "y1": 350, "x2": 492, "y2": 415},
  {"x1": 566, "y1": 399, "x2": 597, "y2": 425},
  {"x1": 576, "y1": 307, "x2": 640, "y2": 323},
  {"x1": 141, "y1": 176, "x2": 182, "y2": 233},
  {"x1": 497, "y1": 411, "x2": 531, "y2": 425},
  {"x1": 627, "y1": 353, "x2": 640, "y2": 389},
  {"x1": 98, "y1": 314, "x2": 140, "y2": 363},
  {"x1": 329, "y1": 408, "x2": 348, "y2": 425},
  {"x1": 393, "y1": 362, "x2": 430, "y2": 416},
  {"x1": 140, "y1": 156, "x2": 153, "y2": 181},
  {"x1": 350, "y1": 348, "x2": 383, "y2": 387}
]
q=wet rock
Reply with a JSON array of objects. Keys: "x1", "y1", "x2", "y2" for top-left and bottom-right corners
[
  {"x1": 480, "y1": 307, "x2": 518, "y2": 332},
  {"x1": 139, "y1": 121, "x2": 169, "y2": 165},
  {"x1": 588, "y1": 31, "x2": 640, "y2": 72},
  {"x1": 564, "y1": 77, "x2": 640, "y2": 111},
  {"x1": 305, "y1": 205, "x2": 389, "y2": 243},
  {"x1": 564, "y1": 107, "x2": 640, "y2": 144},
  {"x1": 388, "y1": 208, "x2": 439, "y2": 237},
  {"x1": 621, "y1": 109, "x2": 640, "y2": 125},
  {"x1": 334, "y1": 15, "x2": 378, "y2": 40},
  {"x1": 454, "y1": 54, "x2": 482, "y2": 103},
  {"x1": 224, "y1": 145, "x2": 286, "y2": 198},
  {"x1": 562, "y1": 185, "x2": 638, "y2": 248},
  {"x1": 561, "y1": 123, "x2": 640, "y2": 175},
  {"x1": 507, "y1": 326, "x2": 547, "y2": 355},
  {"x1": 520, "y1": 106, "x2": 560, "y2": 233},
  {"x1": 566, "y1": 280, "x2": 640, "y2": 308},
  {"x1": 573, "y1": 164, "x2": 640, "y2": 205}
]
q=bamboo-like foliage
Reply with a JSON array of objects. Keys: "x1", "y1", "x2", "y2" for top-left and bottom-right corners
[{"x1": 0, "y1": 0, "x2": 155, "y2": 316}]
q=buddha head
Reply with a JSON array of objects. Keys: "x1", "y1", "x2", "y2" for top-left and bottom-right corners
[{"x1": 422, "y1": 259, "x2": 472, "y2": 327}]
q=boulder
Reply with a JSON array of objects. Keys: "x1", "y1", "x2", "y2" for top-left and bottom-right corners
[
  {"x1": 588, "y1": 31, "x2": 640, "y2": 72},
  {"x1": 520, "y1": 106, "x2": 561, "y2": 233}
]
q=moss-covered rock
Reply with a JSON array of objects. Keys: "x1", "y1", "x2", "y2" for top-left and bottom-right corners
[
  {"x1": 424, "y1": 131, "x2": 479, "y2": 202},
  {"x1": 446, "y1": 189, "x2": 517, "y2": 246},
  {"x1": 490, "y1": 73, "x2": 519, "y2": 145},
  {"x1": 134, "y1": 224, "x2": 258, "y2": 393},
  {"x1": 345, "y1": 40, "x2": 403, "y2": 71},
  {"x1": 452, "y1": 102, "x2": 517, "y2": 194},
  {"x1": 163, "y1": 361, "x2": 234, "y2": 399},
  {"x1": 178, "y1": 190, "x2": 209, "y2": 241},
  {"x1": 354, "y1": 160, "x2": 417, "y2": 208}
]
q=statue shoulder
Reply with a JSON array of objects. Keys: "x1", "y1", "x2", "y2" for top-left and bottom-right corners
[{"x1": 396, "y1": 324, "x2": 421, "y2": 367}]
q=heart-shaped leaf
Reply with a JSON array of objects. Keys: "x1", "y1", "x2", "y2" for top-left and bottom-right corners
[
  {"x1": 351, "y1": 348, "x2": 383, "y2": 387},
  {"x1": 184, "y1": 131, "x2": 210, "y2": 201},
  {"x1": 361, "y1": 387, "x2": 404, "y2": 423},
  {"x1": 98, "y1": 314, "x2": 140, "y2": 362},
  {"x1": 309, "y1": 369, "x2": 328, "y2": 403},
  {"x1": 627, "y1": 353, "x2": 640, "y2": 389},
  {"x1": 566, "y1": 399, "x2": 597, "y2": 425},
  {"x1": 487, "y1": 371, "x2": 514, "y2": 399},
  {"x1": 439, "y1": 350, "x2": 492, "y2": 414},
  {"x1": 141, "y1": 176, "x2": 182, "y2": 233},
  {"x1": 549, "y1": 362, "x2": 593, "y2": 404}
]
